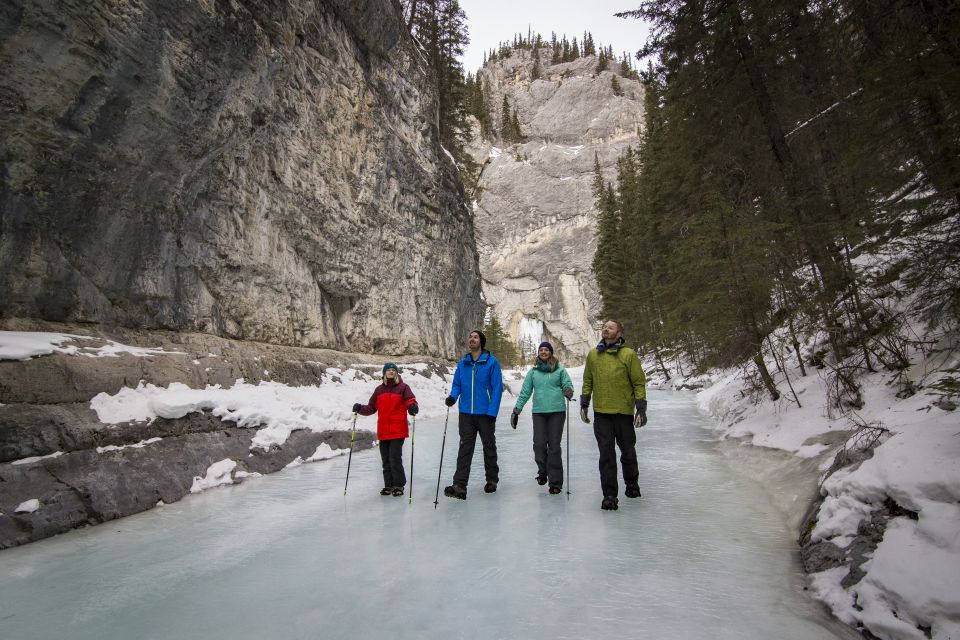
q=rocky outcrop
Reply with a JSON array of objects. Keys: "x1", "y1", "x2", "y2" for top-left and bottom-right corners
[
  {"x1": 0, "y1": 320, "x2": 430, "y2": 548},
  {"x1": 468, "y1": 49, "x2": 645, "y2": 363},
  {"x1": 0, "y1": 0, "x2": 483, "y2": 357}
]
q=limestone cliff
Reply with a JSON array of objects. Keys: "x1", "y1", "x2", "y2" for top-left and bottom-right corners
[
  {"x1": 0, "y1": 0, "x2": 483, "y2": 357},
  {"x1": 468, "y1": 48, "x2": 645, "y2": 363}
]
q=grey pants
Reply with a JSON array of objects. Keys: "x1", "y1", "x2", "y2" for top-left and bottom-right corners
[{"x1": 532, "y1": 411, "x2": 565, "y2": 488}]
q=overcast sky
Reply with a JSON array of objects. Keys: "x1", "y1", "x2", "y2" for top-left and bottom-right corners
[{"x1": 458, "y1": 0, "x2": 651, "y2": 74}]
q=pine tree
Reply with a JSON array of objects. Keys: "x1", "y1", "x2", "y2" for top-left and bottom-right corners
[
  {"x1": 611, "y1": 75, "x2": 622, "y2": 96},
  {"x1": 596, "y1": 49, "x2": 608, "y2": 73},
  {"x1": 510, "y1": 108, "x2": 523, "y2": 142},
  {"x1": 500, "y1": 95, "x2": 512, "y2": 142},
  {"x1": 404, "y1": 0, "x2": 471, "y2": 164},
  {"x1": 571, "y1": 37, "x2": 580, "y2": 59},
  {"x1": 483, "y1": 315, "x2": 520, "y2": 366}
]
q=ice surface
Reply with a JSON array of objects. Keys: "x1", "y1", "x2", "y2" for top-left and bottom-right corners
[{"x1": 0, "y1": 386, "x2": 856, "y2": 640}]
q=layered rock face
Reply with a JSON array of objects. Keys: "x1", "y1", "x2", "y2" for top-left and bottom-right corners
[
  {"x1": 0, "y1": 0, "x2": 483, "y2": 357},
  {"x1": 468, "y1": 49, "x2": 644, "y2": 363}
]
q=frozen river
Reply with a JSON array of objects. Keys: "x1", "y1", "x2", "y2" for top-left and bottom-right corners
[{"x1": 0, "y1": 387, "x2": 856, "y2": 639}]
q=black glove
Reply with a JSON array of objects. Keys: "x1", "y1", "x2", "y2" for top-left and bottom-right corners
[
  {"x1": 580, "y1": 407, "x2": 590, "y2": 424},
  {"x1": 510, "y1": 408, "x2": 519, "y2": 429},
  {"x1": 563, "y1": 387, "x2": 573, "y2": 400},
  {"x1": 352, "y1": 403, "x2": 361, "y2": 414},
  {"x1": 634, "y1": 399, "x2": 647, "y2": 428},
  {"x1": 579, "y1": 394, "x2": 590, "y2": 409},
  {"x1": 444, "y1": 396, "x2": 456, "y2": 407},
  {"x1": 408, "y1": 403, "x2": 419, "y2": 416}
]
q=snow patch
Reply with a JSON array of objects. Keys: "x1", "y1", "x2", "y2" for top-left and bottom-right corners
[
  {"x1": 96, "y1": 437, "x2": 163, "y2": 453},
  {"x1": 190, "y1": 459, "x2": 238, "y2": 493},
  {"x1": 0, "y1": 331, "x2": 184, "y2": 361},
  {"x1": 15, "y1": 499, "x2": 40, "y2": 514},
  {"x1": 12, "y1": 451, "x2": 64, "y2": 465}
]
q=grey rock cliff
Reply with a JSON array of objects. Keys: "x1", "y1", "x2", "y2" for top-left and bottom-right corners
[
  {"x1": 468, "y1": 49, "x2": 645, "y2": 363},
  {"x1": 0, "y1": 0, "x2": 483, "y2": 357}
]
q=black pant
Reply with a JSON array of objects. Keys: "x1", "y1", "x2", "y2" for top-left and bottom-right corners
[
  {"x1": 532, "y1": 411, "x2": 565, "y2": 488},
  {"x1": 593, "y1": 412, "x2": 638, "y2": 498},
  {"x1": 453, "y1": 413, "x2": 498, "y2": 487},
  {"x1": 379, "y1": 438, "x2": 406, "y2": 488}
]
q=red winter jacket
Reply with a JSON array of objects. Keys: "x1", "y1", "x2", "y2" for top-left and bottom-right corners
[{"x1": 358, "y1": 375, "x2": 417, "y2": 440}]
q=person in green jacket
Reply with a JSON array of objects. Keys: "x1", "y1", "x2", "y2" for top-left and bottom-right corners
[
  {"x1": 511, "y1": 342, "x2": 574, "y2": 494},
  {"x1": 580, "y1": 319, "x2": 647, "y2": 511}
]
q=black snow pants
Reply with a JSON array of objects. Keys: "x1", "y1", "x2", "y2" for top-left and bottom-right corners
[
  {"x1": 453, "y1": 413, "x2": 498, "y2": 487},
  {"x1": 379, "y1": 437, "x2": 406, "y2": 488},
  {"x1": 593, "y1": 412, "x2": 638, "y2": 498}
]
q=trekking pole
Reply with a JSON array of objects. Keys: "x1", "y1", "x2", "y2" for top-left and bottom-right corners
[
  {"x1": 408, "y1": 415, "x2": 416, "y2": 505},
  {"x1": 564, "y1": 400, "x2": 571, "y2": 500},
  {"x1": 434, "y1": 404, "x2": 451, "y2": 509},
  {"x1": 344, "y1": 412, "x2": 358, "y2": 495}
]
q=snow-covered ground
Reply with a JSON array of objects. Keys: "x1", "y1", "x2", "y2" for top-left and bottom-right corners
[{"x1": 658, "y1": 335, "x2": 960, "y2": 640}]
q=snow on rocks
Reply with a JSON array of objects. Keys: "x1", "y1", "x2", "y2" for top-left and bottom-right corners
[
  {"x1": 11, "y1": 451, "x2": 64, "y2": 465},
  {"x1": 15, "y1": 499, "x2": 40, "y2": 514},
  {"x1": 0, "y1": 331, "x2": 184, "y2": 361},
  {"x1": 190, "y1": 459, "x2": 238, "y2": 493},
  {"x1": 89, "y1": 365, "x2": 453, "y2": 451},
  {"x1": 685, "y1": 339, "x2": 960, "y2": 640}
]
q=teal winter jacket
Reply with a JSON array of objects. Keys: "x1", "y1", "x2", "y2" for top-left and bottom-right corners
[{"x1": 514, "y1": 360, "x2": 574, "y2": 414}]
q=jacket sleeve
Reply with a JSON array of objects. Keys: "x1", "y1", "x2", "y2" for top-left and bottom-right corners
[
  {"x1": 489, "y1": 356, "x2": 504, "y2": 415},
  {"x1": 560, "y1": 366, "x2": 574, "y2": 393},
  {"x1": 515, "y1": 370, "x2": 534, "y2": 411},
  {"x1": 402, "y1": 383, "x2": 417, "y2": 408},
  {"x1": 358, "y1": 387, "x2": 380, "y2": 416},
  {"x1": 582, "y1": 351, "x2": 594, "y2": 399},
  {"x1": 450, "y1": 360, "x2": 462, "y2": 401},
  {"x1": 625, "y1": 349, "x2": 647, "y2": 401}
]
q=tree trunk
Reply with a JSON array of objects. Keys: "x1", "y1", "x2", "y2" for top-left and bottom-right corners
[{"x1": 753, "y1": 352, "x2": 781, "y2": 402}]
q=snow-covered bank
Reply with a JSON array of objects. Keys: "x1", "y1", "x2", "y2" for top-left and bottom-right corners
[{"x1": 651, "y1": 338, "x2": 960, "y2": 640}]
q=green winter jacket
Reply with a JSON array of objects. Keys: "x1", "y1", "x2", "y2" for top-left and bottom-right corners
[
  {"x1": 582, "y1": 338, "x2": 646, "y2": 415},
  {"x1": 515, "y1": 360, "x2": 574, "y2": 414}
]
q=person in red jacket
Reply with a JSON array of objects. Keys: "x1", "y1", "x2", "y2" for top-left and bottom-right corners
[{"x1": 353, "y1": 363, "x2": 419, "y2": 497}]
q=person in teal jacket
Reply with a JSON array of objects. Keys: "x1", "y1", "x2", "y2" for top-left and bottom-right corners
[
  {"x1": 511, "y1": 342, "x2": 574, "y2": 494},
  {"x1": 443, "y1": 329, "x2": 504, "y2": 499}
]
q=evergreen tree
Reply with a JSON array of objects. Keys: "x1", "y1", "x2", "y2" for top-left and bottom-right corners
[
  {"x1": 571, "y1": 37, "x2": 580, "y2": 59},
  {"x1": 404, "y1": 0, "x2": 471, "y2": 164},
  {"x1": 611, "y1": 75, "x2": 623, "y2": 96},
  {"x1": 510, "y1": 108, "x2": 523, "y2": 142},
  {"x1": 483, "y1": 315, "x2": 520, "y2": 366},
  {"x1": 500, "y1": 95, "x2": 512, "y2": 141},
  {"x1": 583, "y1": 31, "x2": 596, "y2": 56},
  {"x1": 596, "y1": 49, "x2": 608, "y2": 73}
]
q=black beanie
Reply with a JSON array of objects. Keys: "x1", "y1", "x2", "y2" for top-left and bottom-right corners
[{"x1": 473, "y1": 330, "x2": 487, "y2": 350}]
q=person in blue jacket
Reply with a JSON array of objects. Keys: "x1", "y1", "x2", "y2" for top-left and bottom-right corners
[
  {"x1": 443, "y1": 329, "x2": 504, "y2": 499},
  {"x1": 511, "y1": 342, "x2": 574, "y2": 494}
]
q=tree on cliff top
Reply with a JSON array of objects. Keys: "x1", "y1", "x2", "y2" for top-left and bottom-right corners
[{"x1": 403, "y1": 0, "x2": 472, "y2": 163}]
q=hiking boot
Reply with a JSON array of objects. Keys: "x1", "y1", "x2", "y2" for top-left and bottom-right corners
[
  {"x1": 444, "y1": 484, "x2": 467, "y2": 500},
  {"x1": 536, "y1": 474, "x2": 548, "y2": 486},
  {"x1": 484, "y1": 480, "x2": 498, "y2": 493},
  {"x1": 625, "y1": 484, "x2": 642, "y2": 499},
  {"x1": 601, "y1": 496, "x2": 619, "y2": 511},
  {"x1": 380, "y1": 487, "x2": 392, "y2": 496},
  {"x1": 549, "y1": 486, "x2": 562, "y2": 495},
  {"x1": 392, "y1": 486, "x2": 404, "y2": 497}
]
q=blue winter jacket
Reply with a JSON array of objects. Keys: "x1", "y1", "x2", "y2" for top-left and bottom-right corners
[{"x1": 450, "y1": 350, "x2": 503, "y2": 417}]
